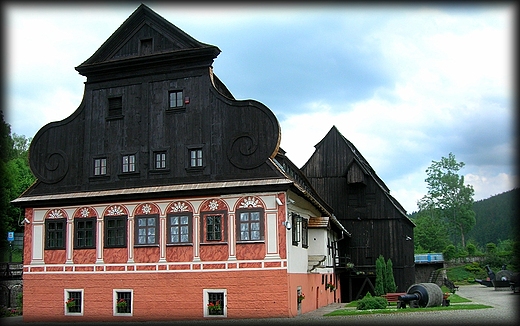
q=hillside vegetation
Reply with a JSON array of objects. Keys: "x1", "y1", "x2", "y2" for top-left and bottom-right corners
[{"x1": 466, "y1": 188, "x2": 518, "y2": 245}]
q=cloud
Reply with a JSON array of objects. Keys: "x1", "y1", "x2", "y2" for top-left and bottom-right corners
[
  {"x1": 465, "y1": 171, "x2": 517, "y2": 201},
  {"x1": 4, "y1": 3, "x2": 515, "y2": 214}
]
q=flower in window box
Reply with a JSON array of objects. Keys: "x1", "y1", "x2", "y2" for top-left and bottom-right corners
[
  {"x1": 117, "y1": 298, "x2": 128, "y2": 309},
  {"x1": 66, "y1": 298, "x2": 75, "y2": 308},
  {"x1": 298, "y1": 293, "x2": 305, "y2": 303},
  {"x1": 207, "y1": 300, "x2": 222, "y2": 314},
  {"x1": 326, "y1": 283, "x2": 336, "y2": 291}
]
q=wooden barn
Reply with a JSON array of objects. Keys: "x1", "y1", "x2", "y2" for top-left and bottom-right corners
[
  {"x1": 300, "y1": 126, "x2": 416, "y2": 301},
  {"x1": 12, "y1": 4, "x2": 349, "y2": 322}
]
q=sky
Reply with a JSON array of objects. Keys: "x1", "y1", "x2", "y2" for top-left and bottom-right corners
[{"x1": 3, "y1": 2, "x2": 516, "y2": 214}]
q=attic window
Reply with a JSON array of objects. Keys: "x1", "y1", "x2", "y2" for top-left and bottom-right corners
[
  {"x1": 107, "y1": 97, "x2": 123, "y2": 119},
  {"x1": 140, "y1": 38, "x2": 152, "y2": 55}
]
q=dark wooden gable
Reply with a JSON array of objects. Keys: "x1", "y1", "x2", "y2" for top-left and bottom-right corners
[
  {"x1": 76, "y1": 4, "x2": 221, "y2": 82},
  {"x1": 21, "y1": 4, "x2": 283, "y2": 203},
  {"x1": 302, "y1": 125, "x2": 403, "y2": 218}
]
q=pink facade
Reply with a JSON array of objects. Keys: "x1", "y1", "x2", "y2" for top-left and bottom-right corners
[{"x1": 21, "y1": 192, "x2": 343, "y2": 322}]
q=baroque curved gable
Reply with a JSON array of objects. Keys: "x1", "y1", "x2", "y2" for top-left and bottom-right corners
[{"x1": 25, "y1": 4, "x2": 282, "y2": 199}]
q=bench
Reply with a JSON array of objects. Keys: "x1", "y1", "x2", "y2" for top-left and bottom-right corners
[{"x1": 381, "y1": 292, "x2": 407, "y2": 304}]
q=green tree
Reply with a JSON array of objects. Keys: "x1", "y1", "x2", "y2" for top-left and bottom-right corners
[
  {"x1": 384, "y1": 258, "x2": 397, "y2": 293},
  {"x1": 374, "y1": 255, "x2": 385, "y2": 296},
  {"x1": 418, "y1": 152, "x2": 475, "y2": 247},
  {"x1": 486, "y1": 242, "x2": 497, "y2": 254},
  {"x1": 466, "y1": 242, "x2": 477, "y2": 258},
  {"x1": 0, "y1": 114, "x2": 35, "y2": 254},
  {"x1": 443, "y1": 244, "x2": 456, "y2": 261},
  {"x1": 413, "y1": 210, "x2": 450, "y2": 252}
]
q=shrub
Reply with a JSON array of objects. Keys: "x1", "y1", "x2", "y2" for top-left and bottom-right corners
[
  {"x1": 385, "y1": 258, "x2": 398, "y2": 293},
  {"x1": 464, "y1": 262, "x2": 482, "y2": 273},
  {"x1": 374, "y1": 256, "x2": 385, "y2": 296},
  {"x1": 356, "y1": 292, "x2": 388, "y2": 310}
]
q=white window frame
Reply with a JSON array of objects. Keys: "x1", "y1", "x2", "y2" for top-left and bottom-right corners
[
  {"x1": 94, "y1": 158, "x2": 107, "y2": 175},
  {"x1": 122, "y1": 154, "x2": 136, "y2": 173},
  {"x1": 154, "y1": 151, "x2": 167, "y2": 169},
  {"x1": 203, "y1": 288, "x2": 227, "y2": 318},
  {"x1": 64, "y1": 289, "x2": 84, "y2": 316},
  {"x1": 190, "y1": 149, "x2": 203, "y2": 167},
  {"x1": 113, "y1": 289, "x2": 133, "y2": 316},
  {"x1": 135, "y1": 215, "x2": 159, "y2": 245}
]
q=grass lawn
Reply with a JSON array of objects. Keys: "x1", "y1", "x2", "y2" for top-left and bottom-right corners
[{"x1": 329, "y1": 288, "x2": 486, "y2": 316}]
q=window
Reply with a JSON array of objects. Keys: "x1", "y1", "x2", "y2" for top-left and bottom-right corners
[
  {"x1": 203, "y1": 289, "x2": 226, "y2": 317},
  {"x1": 46, "y1": 219, "x2": 66, "y2": 249},
  {"x1": 169, "y1": 90, "x2": 184, "y2": 108},
  {"x1": 122, "y1": 154, "x2": 136, "y2": 173},
  {"x1": 167, "y1": 214, "x2": 191, "y2": 244},
  {"x1": 154, "y1": 151, "x2": 167, "y2": 169},
  {"x1": 104, "y1": 216, "x2": 127, "y2": 248},
  {"x1": 291, "y1": 213, "x2": 301, "y2": 246},
  {"x1": 206, "y1": 215, "x2": 222, "y2": 241},
  {"x1": 74, "y1": 218, "x2": 96, "y2": 249},
  {"x1": 65, "y1": 289, "x2": 83, "y2": 315},
  {"x1": 108, "y1": 97, "x2": 122, "y2": 118},
  {"x1": 190, "y1": 149, "x2": 203, "y2": 167},
  {"x1": 135, "y1": 215, "x2": 158, "y2": 245},
  {"x1": 114, "y1": 290, "x2": 132, "y2": 315},
  {"x1": 140, "y1": 38, "x2": 152, "y2": 55},
  {"x1": 236, "y1": 210, "x2": 264, "y2": 241},
  {"x1": 94, "y1": 158, "x2": 107, "y2": 176},
  {"x1": 302, "y1": 218, "x2": 309, "y2": 249}
]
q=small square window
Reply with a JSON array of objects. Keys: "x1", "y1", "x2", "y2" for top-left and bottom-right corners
[
  {"x1": 169, "y1": 90, "x2": 183, "y2": 108},
  {"x1": 190, "y1": 149, "x2": 203, "y2": 167},
  {"x1": 65, "y1": 289, "x2": 83, "y2": 316},
  {"x1": 46, "y1": 219, "x2": 66, "y2": 249},
  {"x1": 154, "y1": 151, "x2": 167, "y2": 169},
  {"x1": 204, "y1": 289, "x2": 226, "y2": 317},
  {"x1": 94, "y1": 158, "x2": 107, "y2": 176},
  {"x1": 114, "y1": 290, "x2": 132, "y2": 316},
  {"x1": 122, "y1": 154, "x2": 136, "y2": 173}
]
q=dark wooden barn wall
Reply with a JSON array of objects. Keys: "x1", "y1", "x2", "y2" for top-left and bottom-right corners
[{"x1": 301, "y1": 127, "x2": 415, "y2": 292}]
